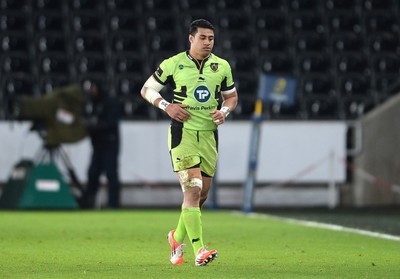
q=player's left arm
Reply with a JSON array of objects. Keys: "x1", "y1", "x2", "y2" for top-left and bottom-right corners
[{"x1": 210, "y1": 88, "x2": 238, "y2": 125}]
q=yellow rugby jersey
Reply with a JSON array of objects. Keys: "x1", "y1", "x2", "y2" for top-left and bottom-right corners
[{"x1": 153, "y1": 51, "x2": 235, "y2": 131}]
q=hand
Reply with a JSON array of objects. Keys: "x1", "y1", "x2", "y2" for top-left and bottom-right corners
[
  {"x1": 210, "y1": 109, "x2": 226, "y2": 126},
  {"x1": 165, "y1": 103, "x2": 190, "y2": 123}
]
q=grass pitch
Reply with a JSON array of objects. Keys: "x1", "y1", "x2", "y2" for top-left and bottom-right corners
[{"x1": 0, "y1": 210, "x2": 399, "y2": 278}]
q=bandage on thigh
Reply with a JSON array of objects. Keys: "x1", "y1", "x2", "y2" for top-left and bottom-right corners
[{"x1": 178, "y1": 170, "x2": 203, "y2": 192}]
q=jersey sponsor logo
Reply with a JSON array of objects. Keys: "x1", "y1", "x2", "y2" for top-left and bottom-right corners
[
  {"x1": 178, "y1": 64, "x2": 184, "y2": 70},
  {"x1": 210, "y1": 63, "x2": 218, "y2": 72},
  {"x1": 194, "y1": 85, "x2": 211, "y2": 103}
]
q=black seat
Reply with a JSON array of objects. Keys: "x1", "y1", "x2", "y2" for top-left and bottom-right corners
[
  {"x1": 39, "y1": 75, "x2": 71, "y2": 93},
  {"x1": 148, "y1": 34, "x2": 179, "y2": 52},
  {"x1": 289, "y1": 0, "x2": 320, "y2": 11},
  {"x1": 254, "y1": 12, "x2": 287, "y2": 33},
  {"x1": 1, "y1": 33, "x2": 29, "y2": 52},
  {"x1": 335, "y1": 54, "x2": 369, "y2": 74},
  {"x1": 34, "y1": 12, "x2": 64, "y2": 32},
  {"x1": 368, "y1": 33, "x2": 400, "y2": 53},
  {"x1": 251, "y1": 0, "x2": 285, "y2": 11},
  {"x1": 235, "y1": 75, "x2": 258, "y2": 97},
  {"x1": 342, "y1": 97, "x2": 375, "y2": 119},
  {"x1": 114, "y1": 55, "x2": 144, "y2": 75},
  {"x1": 178, "y1": 0, "x2": 214, "y2": 11},
  {"x1": 301, "y1": 74, "x2": 335, "y2": 96},
  {"x1": 2, "y1": 74, "x2": 34, "y2": 97},
  {"x1": 76, "y1": 54, "x2": 107, "y2": 75},
  {"x1": 227, "y1": 54, "x2": 257, "y2": 75},
  {"x1": 363, "y1": 0, "x2": 395, "y2": 11},
  {"x1": 142, "y1": 0, "x2": 177, "y2": 12},
  {"x1": 145, "y1": 14, "x2": 177, "y2": 33},
  {"x1": 106, "y1": 0, "x2": 141, "y2": 11},
  {"x1": 0, "y1": 13, "x2": 27, "y2": 32},
  {"x1": 364, "y1": 12, "x2": 399, "y2": 34},
  {"x1": 291, "y1": 13, "x2": 324, "y2": 34},
  {"x1": 221, "y1": 33, "x2": 253, "y2": 52},
  {"x1": 294, "y1": 33, "x2": 326, "y2": 53},
  {"x1": 39, "y1": 54, "x2": 70, "y2": 74},
  {"x1": 262, "y1": 54, "x2": 294, "y2": 74},
  {"x1": 325, "y1": 0, "x2": 357, "y2": 11},
  {"x1": 68, "y1": 0, "x2": 103, "y2": 11},
  {"x1": 74, "y1": 33, "x2": 105, "y2": 54},
  {"x1": 373, "y1": 74, "x2": 399, "y2": 93},
  {"x1": 34, "y1": 0, "x2": 63, "y2": 11},
  {"x1": 298, "y1": 53, "x2": 331, "y2": 74},
  {"x1": 1, "y1": 54, "x2": 31, "y2": 74},
  {"x1": 338, "y1": 74, "x2": 371, "y2": 96},
  {"x1": 258, "y1": 32, "x2": 288, "y2": 53},
  {"x1": 1, "y1": 0, "x2": 29, "y2": 11},
  {"x1": 372, "y1": 53, "x2": 400, "y2": 74},
  {"x1": 331, "y1": 33, "x2": 363, "y2": 53},
  {"x1": 328, "y1": 12, "x2": 361, "y2": 34},
  {"x1": 305, "y1": 96, "x2": 340, "y2": 119},
  {"x1": 108, "y1": 13, "x2": 143, "y2": 33},
  {"x1": 216, "y1": 0, "x2": 249, "y2": 10},
  {"x1": 36, "y1": 33, "x2": 66, "y2": 53},
  {"x1": 70, "y1": 12, "x2": 102, "y2": 33},
  {"x1": 111, "y1": 33, "x2": 142, "y2": 53},
  {"x1": 217, "y1": 12, "x2": 250, "y2": 32}
]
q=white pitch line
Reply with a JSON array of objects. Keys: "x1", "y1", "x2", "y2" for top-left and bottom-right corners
[{"x1": 238, "y1": 212, "x2": 400, "y2": 242}]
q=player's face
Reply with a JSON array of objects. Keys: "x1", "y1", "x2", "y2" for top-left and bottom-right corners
[{"x1": 189, "y1": 27, "x2": 214, "y2": 59}]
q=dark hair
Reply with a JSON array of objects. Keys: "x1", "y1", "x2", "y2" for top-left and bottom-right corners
[{"x1": 189, "y1": 19, "x2": 215, "y2": 36}]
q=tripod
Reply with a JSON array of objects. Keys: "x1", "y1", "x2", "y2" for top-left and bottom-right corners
[{"x1": 35, "y1": 144, "x2": 85, "y2": 198}]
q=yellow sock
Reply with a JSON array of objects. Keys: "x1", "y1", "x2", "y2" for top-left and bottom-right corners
[{"x1": 182, "y1": 207, "x2": 204, "y2": 254}]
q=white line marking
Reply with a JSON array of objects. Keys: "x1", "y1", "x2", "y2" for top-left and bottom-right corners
[{"x1": 235, "y1": 211, "x2": 400, "y2": 241}]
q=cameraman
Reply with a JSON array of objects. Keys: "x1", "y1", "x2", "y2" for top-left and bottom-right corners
[{"x1": 80, "y1": 81, "x2": 121, "y2": 209}]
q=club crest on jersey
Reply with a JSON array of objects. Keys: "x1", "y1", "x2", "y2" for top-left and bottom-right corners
[
  {"x1": 194, "y1": 85, "x2": 211, "y2": 103},
  {"x1": 210, "y1": 63, "x2": 218, "y2": 72}
]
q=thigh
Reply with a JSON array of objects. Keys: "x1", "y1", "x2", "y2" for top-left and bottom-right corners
[{"x1": 198, "y1": 130, "x2": 218, "y2": 177}]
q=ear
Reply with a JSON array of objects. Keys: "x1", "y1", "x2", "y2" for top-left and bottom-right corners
[{"x1": 189, "y1": 34, "x2": 194, "y2": 44}]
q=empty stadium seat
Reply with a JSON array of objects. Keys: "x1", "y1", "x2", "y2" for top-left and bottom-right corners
[
  {"x1": 254, "y1": 12, "x2": 287, "y2": 33},
  {"x1": 34, "y1": 0, "x2": 63, "y2": 11},
  {"x1": 373, "y1": 74, "x2": 399, "y2": 93},
  {"x1": 1, "y1": 33, "x2": 29, "y2": 52},
  {"x1": 70, "y1": 12, "x2": 102, "y2": 33},
  {"x1": 342, "y1": 97, "x2": 375, "y2": 119},
  {"x1": 142, "y1": 0, "x2": 177, "y2": 12},
  {"x1": 298, "y1": 53, "x2": 331, "y2": 74},
  {"x1": 327, "y1": 12, "x2": 361, "y2": 33},
  {"x1": 108, "y1": 13, "x2": 143, "y2": 33},
  {"x1": 291, "y1": 13, "x2": 325, "y2": 34},
  {"x1": 76, "y1": 54, "x2": 107, "y2": 74},
  {"x1": 305, "y1": 96, "x2": 340, "y2": 119},
  {"x1": 372, "y1": 53, "x2": 400, "y2": 74},
  {"x1": 289, "y1": 0, "x2": 320, "y2": 11},
  {"x1": 1, "y1": 0, "x2": 29, "y2": 11},
  {"x1": 106, "y1": 0, "x2": 141, "y2": 11},
  {"x1": 178, "y1": 0, "x2": 214, "y2": 11},
  {"x1": 257, "y1": 33, "x2": 288, "y2": 53},
  {"x1": 363, "y1": 0, "x2": 396, "y2": 11},
  {"x1": 34, "y1": 13, "x2": 64, "y2": 32},
  {"x1": 217, "y1": 12, "x2": 251, "y2": 32},
  {"x1": 0, "y1": 13, "x2": 28, "y2": 32},
  {"x1": 2, "y1": 74, "x2": 34, "y2": 97},
  {"x1": 338, "y1": 74, "x2": 371, "y2": 96},
  {"x1": 325, "y1": 0, "x2": 357, "y2": 11},
  {"x1": 111, "y1": 33, "x2": 142, "y2": 53},
  {"x1": 68, "y1": 0, "x2": 102, "y2": 11},
  {"x1": 1, "y1": 54, "x2": 31, "y2": 74},
  {"x1": 35, "y1": 33, "x2": 66, "y2": 53},
  {"x1": 335, "y1": 54, "x2": 369, "y2": 74},
  {"x1": 294, "y1": 33, "x2": 326, "y2": 53},
  {"x1": 301, "y1": 74, "x2": 335, "y2": 96},
  {"x1": 147, "y1": 34, "x2": 179, "y2": 52},
  {"x1": 114, "y1": 55, "x2": 144, "y2": 75},
  {"x1": 368, "y1": 33, "x2": 400, "y2": 53},
  {"x1": 251, "y1": 0, "x2": 285, "y2": 11},
  {"x1": 39, "y1": 54, "x2": 70, "y2": 74},
  {"x1": 145, "y1": 14, "x2": 178, "y2": 33},
  {"x1": 262, "y1": 54, "x2": 293, "y2": 74},
  {"x1": 39, "y1": 74, "x2": 70, "y2": 93},
  {"x1": 331, "y1": 33, "x2": 363, "y2": 52},
  {"x1": 74, "y1": 33, "x2": 104, "y2": 53},
  {"x1": 364, "y1": 12, "x2": 399, "y2": 34}
]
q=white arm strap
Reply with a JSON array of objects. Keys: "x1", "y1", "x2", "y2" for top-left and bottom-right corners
[{"x1": 142, "y1": 77, "x2": 164, "y2": 105}]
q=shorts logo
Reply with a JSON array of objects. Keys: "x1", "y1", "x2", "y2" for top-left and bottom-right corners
[
  {"x1": 194, "y1": 85, "x2": 211, "y2": 103},
  {"x1": 210, "y1": 63, "x2": 218, "y2": 72}
]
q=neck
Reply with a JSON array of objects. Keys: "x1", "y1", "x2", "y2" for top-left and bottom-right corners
[{"x1": 189, "y1": 50, "x2": 209, "y2": 61}]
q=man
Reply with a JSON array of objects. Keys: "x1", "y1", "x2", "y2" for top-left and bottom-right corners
[
  {"x1": 140, "y1": 19, "x2": 238, "y2": 266},
  {"x1": 81, "y1": 81, "x2": 121, "y2": 209}
]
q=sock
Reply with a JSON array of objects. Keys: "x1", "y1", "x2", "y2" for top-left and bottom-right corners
[
  {"x1": 182, "y1": 207, "x2": 204, "y2": 254},
  {"x1": 173, "y1": 205, "x2": 187, "y2": 244}
]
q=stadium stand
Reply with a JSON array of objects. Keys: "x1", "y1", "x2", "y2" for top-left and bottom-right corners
[{"x1": 1, "y1": 0, "x2": 399, "y2": 120}]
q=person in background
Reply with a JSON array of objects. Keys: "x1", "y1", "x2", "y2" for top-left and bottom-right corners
[
  {"x1": 80, "y1": 81, "x2": 121, "y2": 209},
  {"x1": 140, "y1": 19, "x2": 238, "y2": 266}
]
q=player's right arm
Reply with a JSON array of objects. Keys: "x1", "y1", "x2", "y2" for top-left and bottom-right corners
[{"x1": 140, "y1": 76, "x2": 190, "y2": 123}]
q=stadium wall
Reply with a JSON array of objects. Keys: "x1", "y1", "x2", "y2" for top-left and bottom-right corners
[{"x1": 352, "y1": 94, "x2": 400, "y2": 206}]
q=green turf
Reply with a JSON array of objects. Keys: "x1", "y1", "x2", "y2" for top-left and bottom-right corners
[{"x1": 0, "y1": 210, "x2": 399, "y2": 278}]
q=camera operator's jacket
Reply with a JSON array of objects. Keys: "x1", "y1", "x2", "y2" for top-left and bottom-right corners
[{"x1": 20, "y1": 84, "x2": 88, "y2": 147}]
